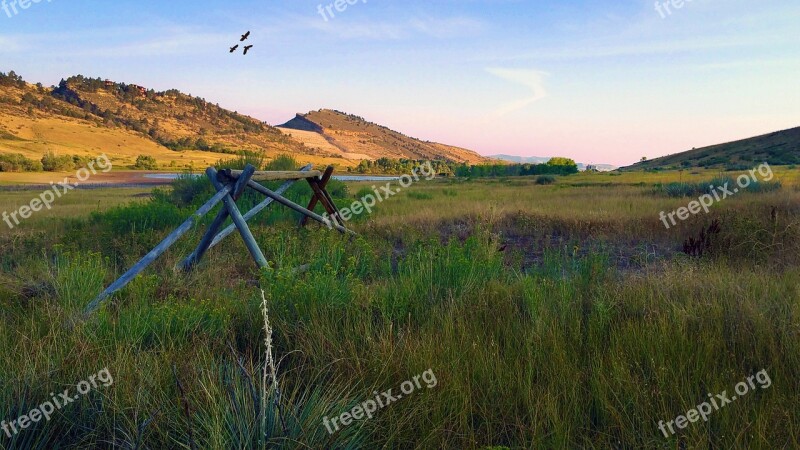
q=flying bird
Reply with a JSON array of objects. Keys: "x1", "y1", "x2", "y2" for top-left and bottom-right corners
[
  {"x1": 243, "y1": 45, "x2": 253, "y2": 55},
  {"x1": 229, "y1": 45, "x2": 238, "y2": 53},
  {"x1": 240, "y1": 31, "x2": 250, "y2": 41}
]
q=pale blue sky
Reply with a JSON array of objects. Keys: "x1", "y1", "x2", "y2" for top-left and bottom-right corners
[{"x1": 1, "y1": 0, "x2": 798, "y2": 165}]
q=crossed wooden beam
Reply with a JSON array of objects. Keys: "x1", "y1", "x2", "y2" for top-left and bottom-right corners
[{"x1": 83, "y1": 164, "x2": 352, "y2": 316}]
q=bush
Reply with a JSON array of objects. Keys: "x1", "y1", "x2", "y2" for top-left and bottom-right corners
[
  {"x1": 660, "y1": 182, "x2": 696, "y2": 198},
  {"x1": 0, "y1": 153, "x2": 43, "y2": 172},
  {"x1": 41, "y1": 151, "x2": 75, "y2": 171},
  {"x1": 355, "y1": 187, "x2": 374, "y2": 200},
  {"x1": 535, "y1": 175, "x2": 556, "y2": 185},
  {"x1": 90, "y1": 200, "x2": 187, "y2": 234},
  {"x1": 167, "y1": 173, "x2": 212, "y2": 207},
  {"x1": 133, "y1": 155, "x2": 158, "y2": 170},
  {"x1": 747, "y1": 180, "x2": 782, "y2": 193},
  {"x1": 215, "y1": 150, "x2": 266, "y2": 171},
  {"x1": 265, "y1": 154, "x2": 299, "y2": 171},
  {"x1": 408, "y1": 191, "x2": 433, "y2": 200},
  {"x1": 656, "y1": 175, "x2": 781, "y2": 197}
]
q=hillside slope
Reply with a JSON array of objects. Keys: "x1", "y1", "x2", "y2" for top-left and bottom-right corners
[
  {"x1": 1, "y1": 72, "x2": 494, "y2": 172},
  {"x1": 279, "y1": 109, "x2": 491, "y2": 164},
  {"x1": 2, "y1": 74, "x2": 486, "y2": 171},
  {"x1": 623, "y1": 127, "x2": 800, "y2": 171},
  {"x1": 0, "y1": 73, "x2": 360, "y2": 169}
]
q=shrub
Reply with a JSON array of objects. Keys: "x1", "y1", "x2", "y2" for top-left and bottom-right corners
[
  {"x1": 747, "y1": 180, "x2": 782, "y2": 193},
  {"x1": 656, "y1": 175, "x2": 782, "y2": 197},
  {"x1": 0, "y1": 153, "x2": 43, "y2": 172},
  {"x1": 265, "y1": 154, "x2": 299, "y2": 171},
  {"x1": 326, "y1": 179, "x2": 349, "y2": 199},
  {"x1": 90, "y1": 200, "x2": 187, "y2": 234},
  {"x1": 658, "y1": 183, "x2": 695, "y2": 198},
  {"x1": 355, "y1": 187, "x2": 374, "y2": 199},
  {"x1": 133, "y1": 155, "x2": 158, "y2": 170},
  {"x1": 41, "y1": 151, "x2": 75, "y2": 171},
  {"x1": 168, "y1": 173, "x2": 212, "y2": 207},
  {"x1": 215, "y1": 150, "x2": 266, "y2": 171},
  {"x1": 408, "y1": 191, "x2": 433, "y2": 200},
  {"x1": 725, "y1": 164, "x2": 750, "y2": 171},
  {"x1": 535, "y1": 175, "x2": 556, "y2": 185}
]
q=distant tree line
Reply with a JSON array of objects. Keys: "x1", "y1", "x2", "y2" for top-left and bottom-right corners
[
  {"x1": 350, "y1": 158, "x2": 454, "y2": 175},
  {"x1": 0, "y1": 71, "x2": 26, "y2": 88},
  {"x1": 453, "y1": 157, "x2": 579, "y2": 177},
  {"x1": 0, "y1": 151, "x2": 101, "y2": 173},
  {"x1": 347, "y1": 157, "x2": 579, "y2": 177}
]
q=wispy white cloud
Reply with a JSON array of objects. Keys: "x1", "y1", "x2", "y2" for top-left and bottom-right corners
[
  {"x1": 486, "y1": 68, "x2": 548, "y2": 117},
  {"x1": 0, "y1": 36, "x2": 23, "y2": 52},
  {"x1": 295, "y1": 13, "x2": 485, "y2": 40},
  {"x1": 0, "y1": 27, "x2": 230, "y2": 58},
  {"x1": 408, "y1": 15, "x2": 485, "y2": 39}
]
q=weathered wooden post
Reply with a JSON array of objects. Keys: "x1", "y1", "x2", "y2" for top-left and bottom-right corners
[
  {"x1": 300, "y1": 166, "x2": 334, "y2": 226},
  {"x1": 206, "y1": 166, "x2": 269, "y2": 269},
  {"x1": 180, "y1": 165, "x2": 255, "y2": 271},
  {"x1": 219, "y1": 173, "x2": 354, "y2": 235},
  {"x1": 206, "y1": 164, "x2": 314, "y2": 251}
]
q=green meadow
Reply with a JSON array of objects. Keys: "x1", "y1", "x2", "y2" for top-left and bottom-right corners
[{"x1": 1, "y1": 161, "x2": 799, "y2": 449}]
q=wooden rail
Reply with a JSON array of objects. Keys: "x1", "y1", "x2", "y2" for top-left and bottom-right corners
[
  {"x1": 83, "y1": 163, "x2": 354, "y2": 317},
  {"x1": 220, "y1": 169, "x2": 322, "y2": 181}
]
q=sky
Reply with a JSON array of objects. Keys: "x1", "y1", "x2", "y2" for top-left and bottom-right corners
[{"x1": 0, "y1": 0, "x2": 798, "y2": 166}]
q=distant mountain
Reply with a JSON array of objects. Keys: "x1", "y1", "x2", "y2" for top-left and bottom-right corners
[
  {"x1": 489, "y1": 154, "x2": 617, "y2": 172},
  {"x1": 279, "y1": 109, "x2": 491, "y2": 164},
  {"x1": 621, "y1": 127, "x2": 800, "y2": 171}
]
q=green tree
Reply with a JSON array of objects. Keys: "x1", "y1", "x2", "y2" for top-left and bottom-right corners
[{"x1": 547, "y1": 157, "x2": 577, "y2": 167}]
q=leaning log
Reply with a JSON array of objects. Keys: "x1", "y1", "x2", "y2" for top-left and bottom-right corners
[
  {"x1": 205, "y1": 165, "x2": 313, "y2": 251},
  {"x1": 83, "y1": 183, "x2": 234, "y2": 316}
]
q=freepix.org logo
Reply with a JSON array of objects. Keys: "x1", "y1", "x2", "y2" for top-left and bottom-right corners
[{"x1": 2, "y1": 0, "x2": 53, "y2": 19}]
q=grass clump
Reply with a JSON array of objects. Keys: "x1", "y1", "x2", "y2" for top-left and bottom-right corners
[{"x1": 535, "y1": 175, "x2": 557, "y2": 185}]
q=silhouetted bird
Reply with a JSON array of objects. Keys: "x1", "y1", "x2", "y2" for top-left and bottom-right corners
[
  {"x1": 243, "y1": 45, "x2": 253, "y2": 55},
  {"x1": 240, "y1": 31, "x2": 250, "y2": 41},
  {"x1": 229, "y1": 45, "x2": 239, "y2": 53}
]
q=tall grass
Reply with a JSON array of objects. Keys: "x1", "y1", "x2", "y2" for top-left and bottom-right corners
[
  {"x1": 0, "y1": 176, "x2": 799, "y2": 448},
  {"x1": 655, "y1": 175, "x2": 782, "y2": 198}
]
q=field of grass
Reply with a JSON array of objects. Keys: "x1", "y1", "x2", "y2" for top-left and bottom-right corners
[{"x1": 0, "y1": 165, "x2": 799, "y2": 449}]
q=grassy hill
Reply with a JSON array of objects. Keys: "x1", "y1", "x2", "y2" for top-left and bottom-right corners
[
  {"x1": 279, "y1": 109, "x2": 491, "y2": 164},
  {"x1": 1, "y1": 72, "x2": 490, "y2": 174},
  {"x1": 623, "y1": 127, "x2": 800, "y2": 171},
  {"x1": 0, "y1": 72, "x2": 343, "y2": 170}
]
